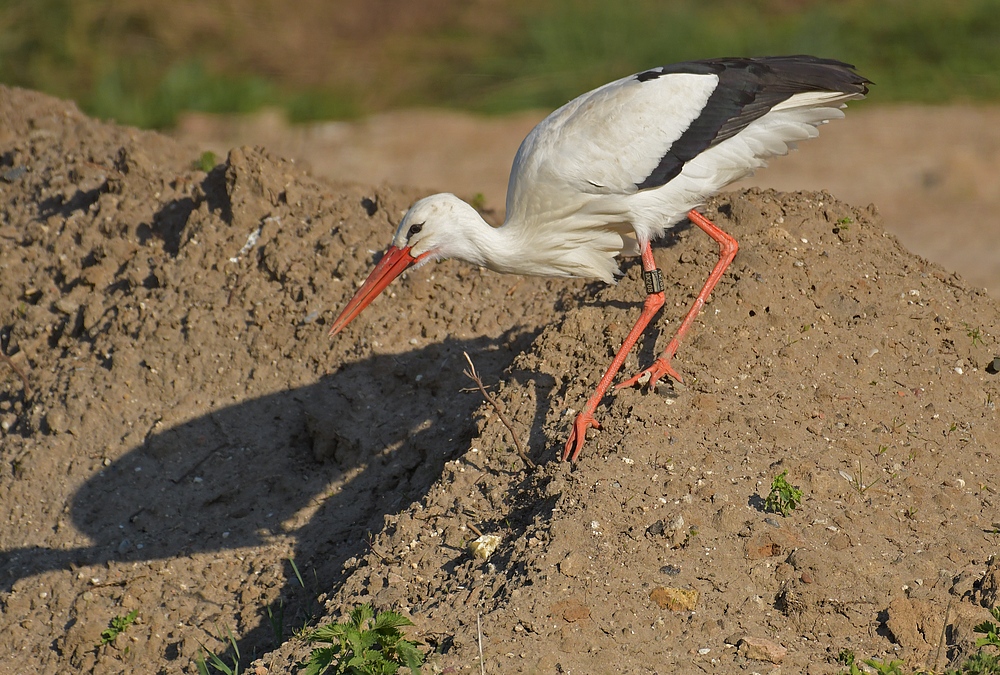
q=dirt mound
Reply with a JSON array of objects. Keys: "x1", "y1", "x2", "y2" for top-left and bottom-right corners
[{"x1": 1, "y1": 87, "x2": 998, "y2": 674}]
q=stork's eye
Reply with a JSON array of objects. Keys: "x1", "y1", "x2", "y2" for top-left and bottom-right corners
[{"x1": 407, "y1": 223, "x2": 423, "y2": 238}]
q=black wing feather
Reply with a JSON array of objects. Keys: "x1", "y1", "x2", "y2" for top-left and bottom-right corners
[{"x1": 636, "y1": 56, "x2": 870, "y2": 190}]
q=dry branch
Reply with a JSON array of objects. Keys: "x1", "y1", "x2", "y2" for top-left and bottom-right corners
[
  {"x1": 462, "y1": 352, "x2": 535, "y2": 470},
  {"x1": 0, "y1": 349, "x2": 31, "y2": 398}
]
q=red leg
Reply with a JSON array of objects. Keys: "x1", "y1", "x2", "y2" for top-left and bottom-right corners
[
  {"x1": 562, "y1": 242, "x2": 664, "y2": 462},
  {"x1": 616, "y1": 208, "x2": 738, "y2": 391}
]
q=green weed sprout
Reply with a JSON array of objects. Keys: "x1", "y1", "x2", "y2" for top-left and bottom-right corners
[
  {"x1": 765, "y1": 470, "x2": 803, "y2": 516},
  {"x1": 195, "y1": 624, "x2": 241, "y2": 675},
  {"x1": 974, "y1": 606, "x2": 1000, "y2": 649},
  {"x1": 856, "y1": 657, "x2": 904, "y2": 675},
  {"x1": 301, "y1": 604, "x2": 424, "y2": 675},
  {"x1": 100, "y1": 609, "x2": 139, "y2": 645}
]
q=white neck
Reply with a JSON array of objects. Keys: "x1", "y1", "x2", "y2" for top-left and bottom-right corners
[{"x1": 413, "y1": 193, "x2": 630, "y2": 283}]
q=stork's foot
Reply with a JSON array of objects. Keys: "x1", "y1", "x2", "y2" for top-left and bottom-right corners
[
  {"x1": 562, "y1": 412, "x2": 600, "y2": 462},
  {"x1": 616, "y1": 356, "x2": 683, "y2": 391}
]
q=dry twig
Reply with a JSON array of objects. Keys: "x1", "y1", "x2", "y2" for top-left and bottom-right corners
[
  {"x1": 462, "y1": 352, "x2": 535, "y2": 470},
  {"x1": 932, "y1": 596, "x2": 952, "y2": 674},
  {"x1": 365, "y1": 534, "x2": 393, "y2": 565},
  {"x1": 0, "y1": 349, "x2": 31, "y2": 398},
  {"x1": 477, "y1": 612, "x2": 486, "y2": 675}
]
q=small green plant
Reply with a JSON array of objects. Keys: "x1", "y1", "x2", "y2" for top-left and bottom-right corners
[
  {"x1": 100, "y1": 609, "x2": 139, "y2": 645},
  {"x1": 837, "y1": 648, "x2": 856, "y2": 667},
  {"x1": 764, "y1": 470, "x2": 803, "y2": 516},
  {"x1": 974, "y1": 606, "x2": 1000, "y2": 649},
  {"x1": 301, "y1": 604, "x2": 423, "y2": 675},
  {"x1": 837, "y1": 216, "x2": 854, "y2": 226},
  {"x1": 856, "y1": 657, "x2": 905, "y2": 675},
  {"x1": 957, "y1": 649, "x2": 1000, "y2": 674},
  {"x1": 267, "y1": 600, "x2": 285, "y2": 646},
  {"x1": 196, "y1": 624, "x2": 241, "y2": 675},
  {"x1": 964, "y1": 322, "x2": 985, "y2": 347},
  {"x1": 845, "y1": 454, "x2": 882, "y2": 497},
  {"x1": 470, "y1": 192, "x2": 487, "y2": 211},
  {"x1": 289, "y1": 558, "x2": 306, "y2": 588},
  {"x1": 196, "y1": 151, "x2": 219, "y2": 172}
]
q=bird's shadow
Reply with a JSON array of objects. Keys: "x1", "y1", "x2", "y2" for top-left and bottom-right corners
[{"x1": 0, "y1": 328, "x2": 555, "y2": 664}]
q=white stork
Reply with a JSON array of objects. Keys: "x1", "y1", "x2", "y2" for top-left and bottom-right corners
[{"x1": 329, "y1": 55, "x2": 870, "y2": 462}]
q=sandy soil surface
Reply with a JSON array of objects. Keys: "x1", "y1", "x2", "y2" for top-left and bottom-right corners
[
  {"x1": 1, "y1": 86, "x2": 999, "y2": 675},
  {"x1": 175, "y1": 103, "x2": 1000, "y2": 297}
]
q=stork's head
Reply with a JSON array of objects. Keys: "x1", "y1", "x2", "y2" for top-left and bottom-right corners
[{"x1": 328, "y1": 193, "x2": 478, "y2": 337}]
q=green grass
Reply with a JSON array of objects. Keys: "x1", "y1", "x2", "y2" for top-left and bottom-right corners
[
  {"x1": 196, "y1": 624, "x2": 242, "y2": 675},
  {"x1": 0, "y1": 0, "x2": 359, "y2": 128},
  {"x1": 100, "y1": 609, "x2": 139, "y2": 646},
  {"x1": 453, "y1": 0, "x2": 1000, "y2": 113},
  {"x1": 76, "y1": 58, "x2": 357, "y2": 129},
  {"x1": 2, "y1": 0, "x2": 1000, "y2": 128}
]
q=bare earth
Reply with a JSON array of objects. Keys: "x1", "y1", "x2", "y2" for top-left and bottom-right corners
[{"x1": 1, "y1": 86, "x2": 999, "y2": 675}]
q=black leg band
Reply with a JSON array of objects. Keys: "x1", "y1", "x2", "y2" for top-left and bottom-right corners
[{"x1": 643, "y1": 268, "x2": 664, "y2": 295}]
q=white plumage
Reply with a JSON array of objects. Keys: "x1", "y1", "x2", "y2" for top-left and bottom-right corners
[{"x1": 330, "y1": 55, "x2": 869, "y2": 461}]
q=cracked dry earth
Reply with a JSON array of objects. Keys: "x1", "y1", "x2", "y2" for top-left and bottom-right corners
[{"x1": 1, "y1": 86, "x2": 999, "y2": 675}]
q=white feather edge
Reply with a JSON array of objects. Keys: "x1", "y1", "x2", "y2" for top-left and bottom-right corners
[{"x1": 626, "y1": 94, "x2": 859, "y2": 244}]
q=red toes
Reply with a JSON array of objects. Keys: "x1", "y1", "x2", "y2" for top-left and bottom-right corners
[{"x1": 562, "y1": 412, "x2": 601, "y2": 462}]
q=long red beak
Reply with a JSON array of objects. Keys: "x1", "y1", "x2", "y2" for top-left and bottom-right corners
[{"x1": 328, "y1": 245, "x2": 419, "y2": 337}]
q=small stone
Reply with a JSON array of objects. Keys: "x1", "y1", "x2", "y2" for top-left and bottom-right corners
[
  {"x1": 737, "y1": 637, "x2": 787, "y2": 664},
  {"x1": 775, "y1": 562, "x2": 795, "y2": 582},
  {"x1": 2, "y1": 166, "x2": 27, "y2": 182},
  {"x1": 665, "y1": 515, "x2": 685, "y2": 531},
  {"x1": 828, "y1": 532, "x2": 851, "y2": 551},
  {"x1": 745, "y1": 528, "x2": 804, "y2": 559},
  {"x1": 691, "y1": 393, "x2": 718, "y2": 411},
  {"x1": 978, "y1": 557, "x2": 1000, "y2": 607},
  {"x1": 986, "y1": 357, "x2": 1000, "y2": 375},
  {"x1": 54, "y1": 296, "x2": 80, "y2": 315},
  {"x1": 559, "y1": 551, "x2": 585, "y2": 578},
  {"x1": 551, "y1": 599, "x2": 590, "y2": 623},
  {"x1": 468, "y1": 533, "x2": 501, "y2": 561},
  {"x1": 649, "y1": 587, "x2": 698, "y2": 611},
  {"x1": 0, "y1": 414, "x2": 15, "y2": 433},
  {"x1": 659, "y1": 564, "x2": 682, "y2": 576},
  {"x1": 45, "y1": 410, "x2": 68, "y2": 434},
  {"x1": 800, "y1": 570, "x2": 814, "y2": 584}
]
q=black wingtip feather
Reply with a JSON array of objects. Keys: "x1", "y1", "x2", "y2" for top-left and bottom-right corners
[
  {"x1": 634, "y1": 55, "x2": 869, "y2": 192},
  {"x1": 638, "y1": 55, "x2": 871, "y2": 96}
]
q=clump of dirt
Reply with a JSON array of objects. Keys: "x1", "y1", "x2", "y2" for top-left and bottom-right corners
[{"x1": 1, "y1": 86, "x2": 998, "y2": 675}]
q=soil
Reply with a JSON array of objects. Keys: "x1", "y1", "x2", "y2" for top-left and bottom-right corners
[{"x1": 1, "y1": 85, "x2": 999, "y2": 675}]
